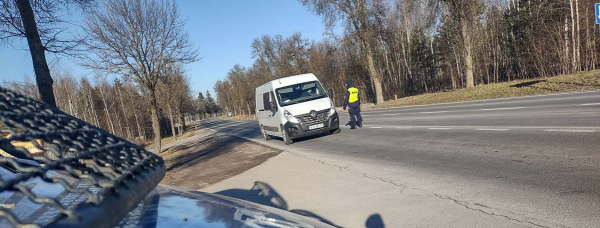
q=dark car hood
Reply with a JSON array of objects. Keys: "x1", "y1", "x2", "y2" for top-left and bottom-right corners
[
  {"x1": 0, "y1": 166, "x2": 334, "y2": 228},
  {"x1": 116, "y1": 185, "x2": 335, "y2": 228}
]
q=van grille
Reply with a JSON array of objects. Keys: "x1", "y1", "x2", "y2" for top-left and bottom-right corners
[{"x1": 296, "y1": 109, "x2": 329, "y2": 125}]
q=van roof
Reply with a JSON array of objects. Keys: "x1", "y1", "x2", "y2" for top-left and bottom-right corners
[{"x1": 262, "y1": 73, "x2": 319, "y2": 89}]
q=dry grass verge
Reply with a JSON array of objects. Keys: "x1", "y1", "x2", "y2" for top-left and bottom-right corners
[
  {"x1": 375, "y1": 71, "x2": 600, "y2": 109},
  {"x1": 160, "y1": 132, "x2": 281, "y2": 189}
]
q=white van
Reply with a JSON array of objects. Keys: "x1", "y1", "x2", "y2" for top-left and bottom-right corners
[{"x1": 255, "y1": 73, "x2": 340, "y2": 145}]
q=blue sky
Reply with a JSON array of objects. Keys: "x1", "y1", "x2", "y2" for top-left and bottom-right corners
[{"x1": 0, "y1": 0, "x2": 329, "y2": 97}]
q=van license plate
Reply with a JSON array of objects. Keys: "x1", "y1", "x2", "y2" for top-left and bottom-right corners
[{"x1": 308, "y1": 123, "x2": 324, "y2": 130}]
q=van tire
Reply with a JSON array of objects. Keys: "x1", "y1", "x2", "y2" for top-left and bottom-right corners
[
  {"x1": 330, "y1": 128, "x2": 341, "y2": 134},
  {"x1": 281, "y1": 126, "x2": 293, "y2": 145},
  {"x1": 261, "y1": 127, "x2": 271, "y2": 140}
]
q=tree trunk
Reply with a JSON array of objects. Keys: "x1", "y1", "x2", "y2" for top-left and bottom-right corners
[
  {"x1": 15, "y1": 0, "x2": 56, "y2": 107},
  {"x1": 575, "y1": 0, "x2": 580, "y2": 71},
  {"x1": 68, "y1": 98, "x2": 74, "y2": 116},
  {"x1": 150, "y1": 91, "x2": 162, "y2": 153},
  {"x1": 99, "y1": 86, "x2": 116, "y2": 134},
  {"x1": 453, "y1": 48, "x2": 460, "y2": 89},
  {"x1": 178, "y1": 112, "x2": 184, "y2": 137},
  {"x1": 167, "y1": 104, "x2": 177, "y2": 140},
  {"x1": 400, "y1": 25, "x2": 413, "y2": 94},
  {"x1": 246, "y1": 103, "x2": 251, "y2": 117},
  {"x1": 114, "y1": 107, "x2": 123, "y2": 137},
  {"x1": 133, "y1": 108, "x2": 143, "y2": 139},
  {"x1": 117, "y1": 87, "x2": 132, "y2": 139},
  {"x1": 364, "y1": 46, "x2": 384, "y2": 104},
  {"x1": 461, "y1": 19, "x2": 475, "y2": 88},
  {"x1": 179, "y1": 112, "x2": 186, "y2": 133},
  {"x1": 88, "y1": 88, "x2": 100, "y2": 127},
  {"x1": 569, "y1": 0, "x2": 576, "y2": 72},
  {"x1": 82, "y1": 91, "x2": 90, "y2": 123},
  {"x1": 564, "y1": 17, "x2": 570, "y2": 74}
]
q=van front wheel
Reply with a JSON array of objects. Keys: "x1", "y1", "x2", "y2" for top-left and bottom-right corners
[{"x1": 281, "y1": 127, "x2": 293, "y2": 145}]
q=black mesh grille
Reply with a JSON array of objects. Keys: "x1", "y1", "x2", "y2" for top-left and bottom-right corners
[
  {"x1": 296, "y1": 109, "x2": 329, "y2": 126},
  {"x1": 0, "y1": 87, "x2": 165, "y2": 227}
]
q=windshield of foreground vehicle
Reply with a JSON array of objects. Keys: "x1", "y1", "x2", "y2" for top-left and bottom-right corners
[{"x1": 276, "y1": 81, "x2": 327, "y2": 106}]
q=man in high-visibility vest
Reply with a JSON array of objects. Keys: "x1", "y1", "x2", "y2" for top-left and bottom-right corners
[{"x1": 343, "y1": 80, "x2": 362, "y2": 129}]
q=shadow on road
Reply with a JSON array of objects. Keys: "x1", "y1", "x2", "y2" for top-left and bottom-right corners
[
  {"x1": 197, "y1": 119, "x2": 263, "y2": 139},
  {"x1": 217, "y1": 181, "x2": 288, "y2": 210},
  {"x1": 198, "y1": 118, "x2": 342, "y2": 146},
  {"x1": 510, "y1": 80, "x2": 546, "y2": 88},
  {"x1": 288, "y1": 131, "x2": 334, "y2": 144},
  {"x1": 365, "y1": 214, "x2": 385, "y2": 228},
  {"x1": 215, "y1": 181, "x2": 386, "y2": 228}
]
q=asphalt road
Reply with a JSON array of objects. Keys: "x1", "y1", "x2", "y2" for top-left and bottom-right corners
[{"x1": 199, "y1": 90, "x2": 600, "y2": 227}]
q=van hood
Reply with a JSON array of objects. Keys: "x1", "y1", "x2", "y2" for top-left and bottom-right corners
[{"x1": 282, "y1": 97, "x2": 331, "y2": 116}]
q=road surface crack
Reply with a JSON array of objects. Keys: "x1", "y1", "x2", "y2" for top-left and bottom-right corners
[
  {"x1": 287, "y1": 151, "x2": 551, "y2": 228},
  {"x1": 432, "y1": 194, "x2": 550, "y2": 228}
]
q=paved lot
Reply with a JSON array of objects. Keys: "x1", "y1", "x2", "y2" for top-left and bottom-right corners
[{"x1": 200, "y1": 90, "x2": 600, "y2": 227}]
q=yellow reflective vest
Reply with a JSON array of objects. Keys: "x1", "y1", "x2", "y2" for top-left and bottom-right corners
[{"x1": 348, "y1": 87, "x2": 359, "y2": 103}]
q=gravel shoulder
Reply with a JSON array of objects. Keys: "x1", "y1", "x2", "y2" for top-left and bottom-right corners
[{"x1": 159, "y1": 129, "x2": 281, "y2": 189}]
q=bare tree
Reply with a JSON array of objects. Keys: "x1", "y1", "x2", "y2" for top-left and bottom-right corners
[
  {"x1": 0, "y1": 0, "x2": 92, "y2": 106},
  {"x1": 157, "y1": 64, "x2": 186, "y2": 140},
  {"x1": 441, "y1": 0, "x2": 481, "y2": 88},
  {"x1": 83, "y1": 0, "x2": 198, "y2": 153},
  {"x1": 301, "y1": 0, "x2": 387, "y2": 104}
]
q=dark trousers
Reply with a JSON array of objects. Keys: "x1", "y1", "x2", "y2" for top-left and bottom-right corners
[{"x1": 348, "y1": 102, "x2": 362, "y2": 126}]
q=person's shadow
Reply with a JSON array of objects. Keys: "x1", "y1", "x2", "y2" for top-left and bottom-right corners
[
  {"x1": 366, "y1": 213, "x2": 385, "y2": 228},
  {"x1": 216, "y1": 181, "x2": 288, "y2": 210},
  {"x1": 216, "y1": 181, "x2": 386, "y2": 228}
]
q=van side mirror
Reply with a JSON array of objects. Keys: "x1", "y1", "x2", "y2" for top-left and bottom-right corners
[
  {"x1": 270, "y1": 102, "x2": 278, "y2": 112},
  {"x1": 327, "y1": 89, "x2": 333, "y2": 98}
]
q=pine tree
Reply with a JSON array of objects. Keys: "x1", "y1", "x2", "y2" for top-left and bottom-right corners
[
  {"x1": 204, "y1": 91, "x2": 217, "y2": 117},
  {"x1": 197, "y1": 92, "x2": 206, "y2": 119}
]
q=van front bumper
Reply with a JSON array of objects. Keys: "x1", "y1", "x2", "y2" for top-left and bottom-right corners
[{"x1": 283, "y1": 112, "x2": 339, "y2": 139}]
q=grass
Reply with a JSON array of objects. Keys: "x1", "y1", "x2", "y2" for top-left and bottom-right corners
[{"x1": 375, "y1": 70, "x2": 600, "y2": 109}]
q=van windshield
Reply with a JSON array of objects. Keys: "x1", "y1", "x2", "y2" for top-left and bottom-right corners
[{"x1": 275, "y1": 81, "x2": 327, "y2": 106}]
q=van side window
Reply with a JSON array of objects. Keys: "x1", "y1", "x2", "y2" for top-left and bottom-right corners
[
  {"x1": 270, "y1": 91, "x2": 277, "y2": 108},
  {"x1": 262, "y1": 93, "x2": 270, "y2": 111}
]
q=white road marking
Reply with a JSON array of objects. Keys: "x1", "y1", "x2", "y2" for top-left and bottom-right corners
[
  {"x1": 420, "y1": 111, "x2": 449, "y2": 114},
  {"x1": 580, "y1": 103, "x2": 600, "y2": 106},
  {"x1": 479, "y1": 107, "x2": 524, "y2": 111},
  {"x1": 382, "y1": 113, "x2": 400, "y2": 116},
  {"x1": 543, "y1": 129, "x2": 597, "y2": 133},
  {"x1": 337, "y1": 124, "x2": 600, "y2": 132}
]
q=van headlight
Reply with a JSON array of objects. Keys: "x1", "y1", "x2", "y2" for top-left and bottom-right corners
[
  {"x1": 284, "y1": 109, "x2": 299, "y2": 124},
  {"x1": 328, "y1": 101, "x2": 336, "y2": 117}
]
